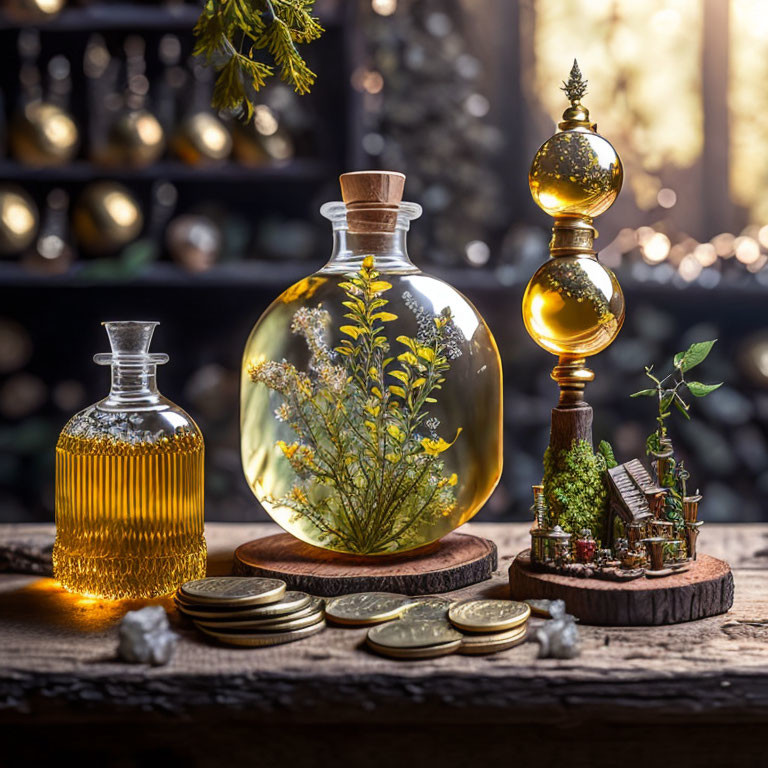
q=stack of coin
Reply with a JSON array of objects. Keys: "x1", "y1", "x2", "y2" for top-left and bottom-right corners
[
  {"x1": 324, "y1": 591, "x2": 533, "y2": 660},
  {"x1": 448, "y1": 599, "x2": 531, "y2": 655},
  {"x1": 358, "y1": 596, "x2": 531, "y2": 660},
  {"x1": 175, "y1": 577, "x2": 326, "y2": 647},
  {"x1": 367, "y1": 619, "x2": 464, "y2": 660}
]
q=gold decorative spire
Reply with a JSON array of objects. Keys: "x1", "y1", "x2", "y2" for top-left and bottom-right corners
[
  {"x1": 558, "y1": 59, "x2": 595, "y2": 131},
  {"x1": 561, "y1": 59, "x2": 588, "y2": 103}
]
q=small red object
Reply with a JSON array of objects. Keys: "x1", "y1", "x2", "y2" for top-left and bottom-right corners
[{"x1": 575, "y1": 530, "x2": 597, "y2": 563}]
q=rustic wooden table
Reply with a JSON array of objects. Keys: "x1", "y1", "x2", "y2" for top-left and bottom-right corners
[{"x1": 1, "y1": 522, "x2": 767, "y2": 768}]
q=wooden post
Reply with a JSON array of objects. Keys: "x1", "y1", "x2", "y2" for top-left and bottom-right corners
[{"x1": 549, "y1": 403, "x2": 593, "y2": 455}]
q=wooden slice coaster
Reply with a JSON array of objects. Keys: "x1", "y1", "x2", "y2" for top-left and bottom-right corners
[
  {"x1": 233, "y1": 532, "x2": 498, "y2": 597},
  {"x1": 508, "y1": 549, "x2": 734, "y2": 626}
]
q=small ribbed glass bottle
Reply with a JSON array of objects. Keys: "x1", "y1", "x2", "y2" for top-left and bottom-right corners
[{"x1": 53, "y1": 321, "x2": 206, "y2": 599}]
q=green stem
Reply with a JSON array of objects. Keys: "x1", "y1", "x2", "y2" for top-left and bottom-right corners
[
  {"x1": 374, "y1": 479, "x2": 443, "y2": 551},
  {"x1": 288, "y1": 389, "x2": 367, "y2": 547}
]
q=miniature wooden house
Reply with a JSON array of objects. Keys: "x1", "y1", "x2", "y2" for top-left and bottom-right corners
[{"x1": 605, "y1": 459, "x2": 662, "y2": 548}]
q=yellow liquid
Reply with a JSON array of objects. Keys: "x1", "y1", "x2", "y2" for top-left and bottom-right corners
[
  {"x1": 241, "y1": 270, "x2": 503, "y2": 555},
  {"x1": 53, "y1": 430, "x2": 206, "y2": 599},
  {"x1": 529, "y1": 131, "x2": 622, "y2": 218},
  {"x1": 522, "y1": 255, "x2": 624, "y2": 357}
]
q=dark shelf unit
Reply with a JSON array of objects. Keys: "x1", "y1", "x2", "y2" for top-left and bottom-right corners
[
  {"x1": 3, "y1": 2, "x2": 762, "y2": 531},
  {"x1": 0, "y1": 3, "x2": 345, "y2": 31},
  {"x1": 0, "y1": 0, "x2": 355, "y2": 257},
  {"x1": 0, "y1": 1, "x2": 364, "y2": 523},
  {"x1": 0, "y1": 4, "x2": 201, "y2": 31},
  {"x1": 0, "y1": 158, "x2": 331, "y2": 183}
]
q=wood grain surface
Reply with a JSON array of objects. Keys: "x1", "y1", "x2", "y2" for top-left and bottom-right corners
[
  {"x1": 509, "y1": 549, "x2": 734, "y2": 625},
  {"x1": 549, "y1": 403, "x2": 594, "y2": 453},
  {"x1": 233, "y1": 531, "x2": 497, "y2": 596},
  {"x1": 0, "y1": 522, "x2": 766, "y2": 730}
]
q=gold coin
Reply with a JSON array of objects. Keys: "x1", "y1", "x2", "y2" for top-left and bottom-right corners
[
  {"x1": 195, "y1": 609, "x2": 324, "y2": 633},
  {"x1": 197, "y1": 619, "x2": 326, "y2": 647},
  {"x1": 458, "y1": 628, "x2": 528, "y2": 656},
  {"x1": 174, "y1": 591, "x2": 312, "y2": 619},
  {"x1": 400, "y1": 597, "x2": 454, "y2": 621},
  {"x1": 367, "y1": 619, "x2": 463, "y2": 650},
  {"x1": 325, "y1": 592, "x2": 413, "y2": 626},
  {"x1": 179, "y1": 577, "x2": 286, "y2": 606},
  {"x1": 367, "y1": 637, "x2": 461, "y2": 660},
  {"x1": 449, "y1": 599, "x2": 531, "y2": 633},
  {"x1": 194, "y1": 599, "x2": 324, "y2": 630},
  {"x1": 460, "y1": 624, "x2": 528, "y2": 646}
]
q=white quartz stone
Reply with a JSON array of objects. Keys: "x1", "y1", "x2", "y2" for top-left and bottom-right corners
[{"x1": 118, "y1": 606, "x2": 179, "y2": 666}]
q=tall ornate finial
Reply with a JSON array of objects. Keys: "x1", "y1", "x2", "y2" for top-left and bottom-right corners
[
  {"x1": 558, "y1": 59, "x2": 594, "y2": 131},
  {"x1": 561, "y1": 59, "x2": 588, "y2": 104},
  {"x1": 523, "y1": 61, "x2": 625, "y2": 409}
]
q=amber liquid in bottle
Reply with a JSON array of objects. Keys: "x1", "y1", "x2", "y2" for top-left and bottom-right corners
[
  {"x1": 522, "y1": 254, "x2": 625, "y2": 357},
  {"x1": 54, "y1": 432, "x2": 205, "y2": 599},
  {"x1": 53, "y1": 321, "x2": 206, "y2": 599}
]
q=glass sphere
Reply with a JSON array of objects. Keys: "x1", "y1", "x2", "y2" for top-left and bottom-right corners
[
  {"x1": 0, "y1": 185, "x2": 38, "y2": 254},
  {"x1": 241, "y1": 194, "x2": 503, "y2": 556},
  {"x1": 101, "y1": 110, "x2": 166, "y2": 168},
  {"x1": 529, "y1": 130, "x2": 622, "y2": 219},
  {"x1": 11, "y1": 102, "x2": 79, "y2": 167},
  {"x1": 522, "y1": 255, "x2": 625, "y2": 357},
  {"x1": 73, "y1": 182, "x2": 143, "y2": 253}
]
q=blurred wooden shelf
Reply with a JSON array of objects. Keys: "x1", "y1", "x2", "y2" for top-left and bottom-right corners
[
  {"x1": 0, "y1": 2, "x2": 344, "y2": 32},
  {"x1": 0, "y1": 158, "x2": 331, "y2": 184},
  {"x1": 0, "y1": 259, "x2": 321, "y2": 288},
  {"x1": 0, "y1": 260, "x2": 517, "y2": 290},
  {"x1": 0, "y1": 3, "x2": 201, "y2": 31},
  {"x1": 2, "y1": 259, "x2": 767, "y2": 297}
]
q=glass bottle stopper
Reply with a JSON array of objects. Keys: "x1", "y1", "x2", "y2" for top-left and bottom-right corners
[{"x1": 94, "y1": 320, "x2": 169, "y2": 366}]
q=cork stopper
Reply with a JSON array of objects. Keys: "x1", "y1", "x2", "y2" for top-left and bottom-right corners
[{"x1": 339, "y1": 171, "x2": 405, "y2": 233}]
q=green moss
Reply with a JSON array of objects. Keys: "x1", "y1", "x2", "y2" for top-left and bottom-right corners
[{"x1": 543, "y1": 440, "x2": 607, "y2": 541}]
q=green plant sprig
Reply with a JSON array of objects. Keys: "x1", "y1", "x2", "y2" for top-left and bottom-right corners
[
  {"x1": 248, "y1": 256, "x2": 462, "y2": 554},
  {"x1": 193, "y1": 0, "x2": 323, "y2": 120},
  {"x1": 630, "y1": 339, "x2": 722, "y2": 455}
]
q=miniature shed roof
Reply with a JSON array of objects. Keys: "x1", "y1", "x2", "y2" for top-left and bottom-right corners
[{"x1": 606, "y1": 459, "x2": 659, "y2": 525}]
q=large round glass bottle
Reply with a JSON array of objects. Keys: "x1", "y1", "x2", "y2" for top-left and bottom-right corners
[
  {"x1": 241, "y1": 171, "x2": 503, "y2": 555},
  {"x1": 54, "y1": 321, "x2": 206, "y2": 598}
]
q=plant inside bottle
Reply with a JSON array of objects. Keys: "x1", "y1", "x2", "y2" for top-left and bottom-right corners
[
  {"x1": 240, "y1": 171, "x2": 503, "y2": 556},
  {"x1": 249, "y1": 256, "x2": 464, "y2": 554}
]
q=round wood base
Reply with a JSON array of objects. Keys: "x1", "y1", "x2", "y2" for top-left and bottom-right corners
[
  {"x1": 509, "y1": 550, "x2": 734, "y2": 626},
  {"x1": 233, "y1": 532, "x2": 498, "y2": 597}
]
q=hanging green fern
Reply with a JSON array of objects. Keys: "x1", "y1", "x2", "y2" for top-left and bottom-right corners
[{"x1": 193, "y1": 0, "x2": 324, "y2": 120}]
